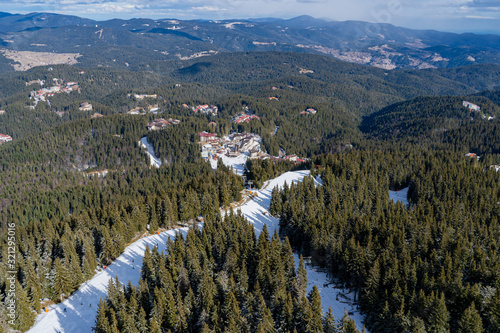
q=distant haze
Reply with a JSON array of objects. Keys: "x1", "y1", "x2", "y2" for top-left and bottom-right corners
[{"x1": 2, "y1": 0, "x2": 500, "y2": 34}]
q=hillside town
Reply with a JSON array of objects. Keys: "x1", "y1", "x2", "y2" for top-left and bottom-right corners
[
  {"x1": 199, "y1": 131, "x2": 306, "y2": 164},
  {"x1": 30, "y1": 80, "x2": 79, "y2": 107}
]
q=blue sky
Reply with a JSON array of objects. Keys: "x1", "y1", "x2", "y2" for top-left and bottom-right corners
[{"x1": 1, "y1": 0, "x2": 499, "y2": 33}]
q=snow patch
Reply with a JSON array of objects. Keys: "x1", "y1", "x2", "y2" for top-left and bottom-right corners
[
  {"x1": 139, "y1": 137, "x2": 161, "y2": 168},
  {"x1": 28, "y1": 228, "x2": 190, "y2": 333},
  {"x1": 389, "y1": 187, "x2": 409, "y2": 205}
]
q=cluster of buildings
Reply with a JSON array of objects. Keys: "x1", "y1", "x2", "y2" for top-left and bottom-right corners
[
  {"x1": 463, "y1": 101, "x2": 495, "y2": 121},
  {"x1": 182, "y1": 104, "x2": 218, "y2": 115},
  {"x1": 232, "y1": 113, "x2": 260, "y2": 124},
  {"x1": 199, "y1": 132, "x2": 261, "y2": 159},
  {"x1": 0, "y1": 134, "x2": 12, "y2": 144},
  {"x1": 30, "y1": 81, "x2": 79, "y2": 105},
  {"x1": 300, "y1": 108, "x2": 317, "y2": 115},
  {"x1": 128, "y1": 94, "x2": 157, "y2": 100},
  {"x1": 147, "y1": 118, "x2": 181, "y2": 130},
  {"x1": 199, "y1": 131, "x2": 306, "y2": 164}
]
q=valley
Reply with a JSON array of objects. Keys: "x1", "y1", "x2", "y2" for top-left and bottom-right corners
[{"x1": 0, "y1": 11, "x2": 499, "y2": 333}]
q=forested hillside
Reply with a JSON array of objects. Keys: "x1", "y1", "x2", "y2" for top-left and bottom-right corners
[
  {"x1": 1, "y1": 48, "x2": 500, "y2": 332},
  {"x1": 94, "y1": 214, "x2": 362, "y2": 333},
  {"x1": 271, "y1": 150, "x2": 500, "y2": 332}
]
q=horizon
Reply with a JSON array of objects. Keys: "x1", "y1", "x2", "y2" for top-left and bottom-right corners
[
  {"x1": 0, "y1": 11, "x2": 499, "y2": 36},
  {"x1": 1, "y1": 0, "x2": 500, "y2": 35}
]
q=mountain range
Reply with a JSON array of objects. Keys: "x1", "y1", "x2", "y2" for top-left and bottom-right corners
[{"x1": 0, "y1": 12, "x2": 499, "y2": 73}]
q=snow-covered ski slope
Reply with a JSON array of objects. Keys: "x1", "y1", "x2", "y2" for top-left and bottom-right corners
[
  {"x1": 234, "y1": 170, "x2": 366, "y2": 331},
  {"x1": 28, "y1": 171, "x2": 366, "y2": 332},
  {"x1": 28, "y1": 228, "x2": 188, "y2": 333},
  {"x1": 139, "y1": 137, "x2": 161, "y2": 168}
]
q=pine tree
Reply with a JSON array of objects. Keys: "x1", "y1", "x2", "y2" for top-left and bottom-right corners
[
  {"x1": 428, "y1": 292, "x2": 450, "y2": 333},
  {"x1": 308, "y1": 286, "x2": 323, "y2": 332},
  {"x1": 323, "y1": 307, "x2": 337, "y2": 333},
  {"x1": 94, "y1": 299, "x2": 111, "y2": 333},
  {"x1": 457, "y1": 302, "x2": 483, "y2": 333},
  {"x1": 297, "y1": 255, "x2": 308, "y2": 299},
  {"x1": 11, "y1": 280, "x2": 35, "y2": 331}
]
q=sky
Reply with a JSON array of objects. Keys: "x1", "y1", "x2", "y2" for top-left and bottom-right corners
[{"x1": 0, "y1": 0, "x2": 499, "y2": 34}]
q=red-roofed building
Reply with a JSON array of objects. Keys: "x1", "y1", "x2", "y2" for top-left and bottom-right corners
[
  {"x1": 0, "y1": 134, "x2": 12, "y2": 143},
  {"x1": 198, "y1": 132, "x2": 216, "y2": 142}
]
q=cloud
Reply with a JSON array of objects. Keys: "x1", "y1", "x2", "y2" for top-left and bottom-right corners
[
  {"x1": 191, "y1": 5, "x2": 224, "y2": 12},
  {"x1": 465, "y1": 14, "x2": 497, "y2": 19}
]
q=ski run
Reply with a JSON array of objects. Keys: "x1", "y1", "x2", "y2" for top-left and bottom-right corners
[{"x1": 29, "y1": 167, "x2": 374, "y2": 332}]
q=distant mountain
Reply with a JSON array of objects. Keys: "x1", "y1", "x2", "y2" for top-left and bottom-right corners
[
  {"x1": 0, "y1": 12, "x2": 499, "y2": 72},
  {"x1": 360, "y1": 95, "x2": 500, "y2": 140}
]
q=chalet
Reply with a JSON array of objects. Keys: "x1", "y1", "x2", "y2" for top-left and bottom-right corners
[
  {"x1": 91, "y1": 113, "x2": 104, "y2": 118},
  {"x1": 490, "y1": 165, "x2": 500, "y2": 172},
  {"x1": 147, "y1": 118, "x2": 180, "y2": 130},
  {"x1": 285, "y1": 154, "x2": 298, "y2": 162},
  {"x1": 198, "y1": 131, "x2": 216, "y2": 142},
  {"x1": 301, "y1": 108, "x2": 317, "y2": 115},
  {"x1": 79, "y1": 102, "x2": 93, "y2": 111},
  {"x1": 271, "y1": 86, "x2": 278, "y2": 90},
  {"x1": 463, "y1": 101, "x2": 480, "y2": 111},
  {"x1": 268, "y1": 97, "x2": 279, "y2": 101},
  {"x1": 208, "y1": 121, "x2": 217, "y2": 127},
  {"x1": 465, "y1": 153, "x2": 480, "y2": 161},
  {"x1": 0, "y1": 134, "x2": 12, "y2": 143},
  {"x1": 194, "y1": 105, "x2": 218, "y2": 115},
  {"x1": 0, "y1": 110, "x2": 5, "y2": 115},
  {"x1": 233, "y1": 114, "x2": 260, "y2": 124}
]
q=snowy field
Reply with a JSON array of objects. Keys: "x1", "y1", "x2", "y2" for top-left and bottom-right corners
[
  {"x1": 233, "y1": 170, "x2": 367, "y2": 331},
  {"x1": 28, "y1": 228, "x2": 189, "y2": 333},
  {"x1": 209, "y1": 153, "x2": 248, "y2": 176},
  {"x1": 28, "y1": 171, "x2": 367, "y2": 332},
  {"x1": 389, "y1": 187, "x2": 409, "y2": 205},
  {"x1": 139, "y1": 137, "x2": 161, "y2": 168}
]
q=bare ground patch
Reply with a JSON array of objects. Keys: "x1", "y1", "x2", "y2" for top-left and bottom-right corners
[{"x1": 0, "y1": 49, "x2": 82, "y2": 71}]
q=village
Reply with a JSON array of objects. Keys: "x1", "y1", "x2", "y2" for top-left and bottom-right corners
[
  {"x1": 198, "y1": 130, "x2": 306, "y2": 167},
  {"x1": 30, "y1": 79, "x2": 80, "y2": 107}
]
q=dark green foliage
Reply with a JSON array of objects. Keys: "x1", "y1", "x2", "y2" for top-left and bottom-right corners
[
  {"x1": 94, "y1": 214, "x2": 332, "y2": 332},
  {"x1": 272, "y1": 149, "x2": 500, "y2": 333}
]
